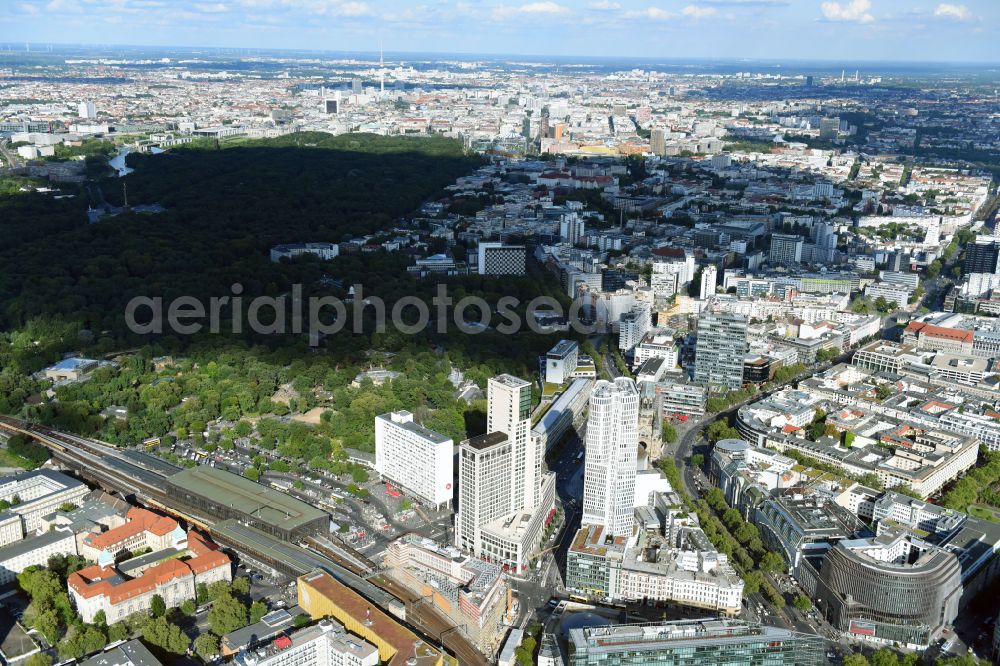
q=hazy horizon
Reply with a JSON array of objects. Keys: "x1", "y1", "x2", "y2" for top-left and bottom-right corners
[
  {"x1": 4, "y1": 42, "x2": 1000, "y2": 67},
  {"x1": 3, "y1": 0, "x2": 999, "y2": 64}
]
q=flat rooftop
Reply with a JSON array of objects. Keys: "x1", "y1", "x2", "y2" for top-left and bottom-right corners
[
  {"x1": 299, "y1": 570, "x2": 444, "y2": 666},
  {"x1": 166, "y1": 466, "x2": 326, "y2": 531},
  {"x1": 462, "y1": 431, "x2": 509, "y2": 451},
  {"x1": 570, "y1": 619, "x2": 814, "y2": 653},
  {"x1": 78, "y1": 640, "x2": 163, "y2": 666},
  {"x1": 491, "y1": 374, "x2": 530, "y2": 389},
  {"x1": 0, "y1": 609, "x2": 38, "y2": 662},
  {"x1": 547, "y1": 339, "x2": 578, "y2": 358},
  {"x1": 222, "y1": 605, "x2": 305, "y2": 651},
  {"x1": 378, "y1": 412, "x2": 451, "y2": 444}
]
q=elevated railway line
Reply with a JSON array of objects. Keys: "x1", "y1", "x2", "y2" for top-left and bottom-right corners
[{"x1": 0, "y1": 415, "x2": 487, "y2": 665}]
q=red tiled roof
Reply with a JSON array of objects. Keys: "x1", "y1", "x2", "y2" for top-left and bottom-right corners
[
  {"x1": 69, "y1": 531, "x2": 230, "y2": 605},
  {"x1": 84, "y1": 508, "x2": 178, "y2": 550},
  {"x1": 905, "y1": 321, "x2": 973, "y2": 343}
]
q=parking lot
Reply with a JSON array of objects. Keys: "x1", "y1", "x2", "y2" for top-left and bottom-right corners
[{"x1": 159, "y1": 430, "x2": 457, "y2": 561}]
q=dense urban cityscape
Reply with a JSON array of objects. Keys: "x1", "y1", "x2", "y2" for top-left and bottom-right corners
[{"x1": 1, "y1": 2, "x2": 1000, "y2": 666}]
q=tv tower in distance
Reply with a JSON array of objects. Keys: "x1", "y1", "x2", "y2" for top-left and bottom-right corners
[{"x1": 379, "y1": 41, "x2": 385, "y2": 95}]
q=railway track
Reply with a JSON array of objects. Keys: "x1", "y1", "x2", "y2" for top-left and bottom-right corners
[
  {"x1": 0, "y1": 416, "x2": 486, "y2": 665},
  {"x1": 0, "y1": 415, "x2": 169, "y2": 498}
]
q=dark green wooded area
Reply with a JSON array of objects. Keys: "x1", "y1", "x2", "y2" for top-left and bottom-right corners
[
  {"x1": 0, "y1": 133, "x2": 572, "y2": 450},
  {"x1": 0, "y1": 132, "x2": 481, "y2": 333}
]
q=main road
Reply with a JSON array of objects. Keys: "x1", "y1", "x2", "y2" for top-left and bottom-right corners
[
  {"x1": 670, "y1": 350, "x2": 855, "y2": 497},
  {"x1": 0, "y1": 139, "x2": 20, "y2": 169}
]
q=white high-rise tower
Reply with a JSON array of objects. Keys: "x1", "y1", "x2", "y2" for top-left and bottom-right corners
[
  {"x1": 486, "y1": 374, "x2": 540, "y2": 509},
  {"x1": 455, "y1": 374, "x2": 554, "y2": 571},
  {"x1": 699, "y1": 265, "x2": 718, "y2": 300},
  {"x1": 582, "y1": 378, "x2": 639, "y2": 537}
]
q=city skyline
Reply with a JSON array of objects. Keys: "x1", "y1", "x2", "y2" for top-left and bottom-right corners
[
  {"x1": 2, "y1": 3, "x2": 1000, "y2": 660},
  {"x1": 3, "y1": 1, "x2": 999, "y2": 63}
]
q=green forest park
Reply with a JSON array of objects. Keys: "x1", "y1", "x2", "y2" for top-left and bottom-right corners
[{"x1": 0, "y1": 132, "x2": 578, "y2": 470}]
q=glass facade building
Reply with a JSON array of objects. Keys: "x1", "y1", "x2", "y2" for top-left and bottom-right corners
[
  {"x1": 694, "y1": 311, "x2": 748, "y2": 390},
  {"x1": 567, "y1": 619, "x2": 824, "y2": 666},
  {"x1": 814, "y1": 533, "x2": 962, "y2": 648}
]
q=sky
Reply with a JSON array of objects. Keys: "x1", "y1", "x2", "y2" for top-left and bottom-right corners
[{"x1": 2, "y1": 0, "x2": 999, "y2": 63}]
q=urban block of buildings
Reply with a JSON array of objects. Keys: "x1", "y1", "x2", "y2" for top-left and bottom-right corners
[
  {"x1": 68, "y1": 514, "x2": 231, "y2": 623},
  {"x1": 383, "y1": 535, "x2": 509, "y2": 656},
  {"x1": 455, "y1": 375, "x2": 555, "y2": 571}
]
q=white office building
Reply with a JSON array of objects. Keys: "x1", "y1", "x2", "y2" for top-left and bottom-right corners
[
  {"x1": 812, "y1": 222, "x2": 838, "y2": 264},
  {"x1": 694, "y1": 311, "x2": 748, "y2": 390},
  {"x1": 582, "y1": 378, "x2": 640, "y2": 538},
  {"x1": 269, "y1": 243, "x2": 340, "y2": 263},
  {"x1": 560, "y1": 214, "x2": 585, "y2": 246},
  {"x1": 0, "y1": 469, "x2": 89, "y2": 533},
  {"x1": 78, "y1": 101, "x2": 96, "y2": 119},
  {"x1": 545, "y1": 340, "x2": 579, "y2": 386},
  {"x1": 650, "y1": 254, "x2": 694, "y2": 297},
  {"x1": 456, "y1": 375, "x2": 555, "y2": 571},
  {"x1": 235, "y1": 619, "x2": 379, "y2": 666},
  {"x1": 619, "y1": 303, "x2": 652, "y2": 353},
  {"x1": 699, "y1": 265, "x2": 718, "y2": 300},
  {"x1": 0, "y1": 528, "x2": 77, "y2": 585},
  {"x1": 375, "y1": 411, "x2": 454, "y2": 509},
  {"x1": 864, "y1": 282, "x2": 912, "y2": 309},
  {"x1": 633, "y1": 330, "x2": 679, "y2": 371},
  {"x1": 770, "y1": 234, "x2": 804, "y2": 266}
]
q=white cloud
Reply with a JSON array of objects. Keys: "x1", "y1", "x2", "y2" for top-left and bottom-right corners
[
  {"x1": 194, "y1": 2, "x2": 230, "y2": 12},
  {"x1": 335, "y1": 1, "x2": 370, "y2": 15},
  {"x1": 623, "y1": 6, "x2": 674, "y2": 20},
  {"x1": 588, "y1": 0, "x2": 621, "y2": 9},
  {"x1": 681, "y1": 4, "x2": 717, "y2": 18},
  {"x1": 933, "y1": 3, "x2": 970, "y2": 20},
  {"x1": 820, "y1": 0, "x2": 874, "y2": 23},
  {"x1": 18, "y1": 2, "x2": 40, "y2": 13},
  {"x1": 233, "y1": 0, "x2": 369, "y2": 14},
  {"x1": 492, "y1": 1, "x2": 569, "y2": 19}
]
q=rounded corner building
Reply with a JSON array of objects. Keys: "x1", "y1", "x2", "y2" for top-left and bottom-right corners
[{"x1": 814, "y1": 532, "x2": 962, "y2": 649}]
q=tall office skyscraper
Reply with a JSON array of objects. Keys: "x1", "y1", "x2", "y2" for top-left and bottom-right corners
[
  {"x1": 486, "y1": 374, "x2": 539, "y2": 508},
  {"x1": 375, "y1": 411, "x2": 453, "y2": 509},
  {"x1": 769, "y1": 234, "x2": 804, "y2": 266},
  {"x1": 695, "y1": 311, "x2": 748, "y2": 390},
  {"x1": 619, "y1": 303, "x2": 651, "y2": 353},
  {"x1": 77, "y1": 101, "x2": 96, "y2": 119},
  {"x1": 456, "y1": 375, "x2": 554, "y2": 570},
  {"x1": 699, "y1": 265, "x2": 718, "y2": 300},
  {"x1": 650, "y1": 128, "x2": 666, "y2": 156},
  {"x1": 965, "y1": 236, "x2": 1000, "y2": 276},
  {"x1": 582, "y1": 378, "x2": 639, "y2": 537},
  {"x1": 812, "y1": 222, "x2": 838, "y2": 264},
  {"x1": 819, "y1": 116, "x2": 840, "y2": 141},
  {"x1": 560, "y1": 213, "x2": 585, "y2": 246}
]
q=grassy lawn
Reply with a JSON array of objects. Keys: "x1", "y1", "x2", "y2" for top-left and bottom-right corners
[
  {"x1": 0, "y1": 448, "x2": 32, "y2": 470},
  {"x1": 968, "y1": 504, "x2": 1000, "y2": 523},
  {"x1": 542, "y1": 382, "x2": 562, "y2": 397}
]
